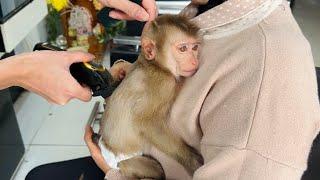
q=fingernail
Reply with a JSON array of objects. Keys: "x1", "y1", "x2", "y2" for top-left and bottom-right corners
[
  {"x1": 136, "y1": 10, "x2": 149, "y2": 21},
  {"x1": 88, "y1": 53, "x2": 95, "y2": 58},
  {"x1": 109, "y1": 12, "x2": 117, "y2": 19},
  {"x1": 87, "y1": 54, "x2": 96, "y2": 60}
]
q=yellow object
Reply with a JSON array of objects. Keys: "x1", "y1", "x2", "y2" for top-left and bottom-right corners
[
  {"x1": 77, "y1": 34, "x2": 89, "y2": 47},
  {"x1": 67, "y1": 46, "x2": 89, "y2": 52},
  {"x1": 47, "y1": 0, "x2": 68, "y2": 11},
  {"x1": 93, "y1": 0, "x2": 103, "y2": 10},
  {"x1": 68, "y1": 28, "x2": 77, "y2": 37},
  {"x1": 83, "y1": 62, "x2": 105, "y2": 72}
]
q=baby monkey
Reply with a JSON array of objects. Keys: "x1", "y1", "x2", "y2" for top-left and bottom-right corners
[{"x1": 100, "y1": 14, "x2": 203, "y2": 179}]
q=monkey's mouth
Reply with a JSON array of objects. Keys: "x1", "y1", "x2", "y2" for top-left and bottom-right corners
[{"x1": 183, "y1": 69, "x2": 198, "y2": 75}]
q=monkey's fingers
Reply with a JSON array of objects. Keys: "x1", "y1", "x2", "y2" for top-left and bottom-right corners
[{"x1": 119, "y1": 70, "x2": 126, "y2": 80}]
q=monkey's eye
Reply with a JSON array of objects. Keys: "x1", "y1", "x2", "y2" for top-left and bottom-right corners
[
  {"x1": 179, "y1": 45, "x2": 188, "y2": 52},
  {"x1": 192, "y1": 44, "x2": 199, "y2": 51},
  {"x1": 178, "y1": 45, "x2": 188, "y2": 53}
]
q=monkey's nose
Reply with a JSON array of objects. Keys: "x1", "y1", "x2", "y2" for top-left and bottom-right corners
[{"x1": 192, "y1": 60, "x2": 199, "y2": 69}]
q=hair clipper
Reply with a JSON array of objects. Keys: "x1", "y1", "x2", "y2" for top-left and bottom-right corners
[{"x1": 33, "y1": 42, "x2": 119, "y2": 98}]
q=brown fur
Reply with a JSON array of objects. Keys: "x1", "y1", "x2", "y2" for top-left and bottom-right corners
[
  {"x1": 100, "y1": 15, "x2": 203, "y2": 179},
  {"x1": 118, "y1": 155, "x2": 165, "y2": 179},
  {"x1": 180, "y1": 0, "x2": 210, "y2": 19},
  {"x1": 143, "y1": 15, "x2": 200, "y2": 60}
]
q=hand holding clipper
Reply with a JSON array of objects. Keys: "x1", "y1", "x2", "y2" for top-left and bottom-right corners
[{"x1": 33, "y1": 42, "x2": 119, "y2": 98}]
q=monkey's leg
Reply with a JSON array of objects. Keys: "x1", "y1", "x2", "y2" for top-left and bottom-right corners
[
  {"x1": 140, "y1": 125, "x2": 203, "y2": 175},
  {"x1": 118, "y1": 155, "x2": 165, "y2": 179}
]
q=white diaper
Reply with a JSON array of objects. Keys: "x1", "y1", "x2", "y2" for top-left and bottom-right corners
[{"x1": 98, "y1": 138, "x2": 142, "y2": 169}]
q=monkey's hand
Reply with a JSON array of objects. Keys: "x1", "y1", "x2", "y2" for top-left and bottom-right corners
[
  {"x1": 118, "y1": 156, "x2": 165, "y2": 179},
  {"x1": 84, "y1": 126, "x2": 111, "y2": 174},
  {"x1": 110, "y1": 60, "x2": 133, "y2": 82},
  {"x1": 191, "y1": 0, "x2": 209, "y2": 5},
  {"x1": 180, "y1": 0, "x2": 209, "y2": 19}
]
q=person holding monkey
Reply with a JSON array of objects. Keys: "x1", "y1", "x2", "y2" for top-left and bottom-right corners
[
  {"x1": 26, "y1": 0, "x2": 320, "y2": 180},
  {"x1": 89, "y1": 0, "x2": 320, "y2": 179}
]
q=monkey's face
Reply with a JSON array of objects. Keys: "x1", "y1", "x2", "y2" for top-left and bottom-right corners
[
  {"x1": 169, "y1": 36, "x2": 200, "y2": 77},
  {"x1": 141, "y1": 15, "x2": 200, "y2": 78}
]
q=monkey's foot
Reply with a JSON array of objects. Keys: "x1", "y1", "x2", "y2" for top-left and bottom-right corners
[{"x1": 118, "y1": 155, "x2": 165, "y2": 180}]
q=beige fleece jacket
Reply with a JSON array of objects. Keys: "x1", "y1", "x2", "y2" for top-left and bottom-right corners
[{"x1": 106, "y1": 0, "x2": 320, "y2": 179}]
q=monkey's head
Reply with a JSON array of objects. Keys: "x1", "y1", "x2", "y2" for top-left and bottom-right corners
[{"x1": 141, "y1": 15, "x2": 201, "y2": 78}]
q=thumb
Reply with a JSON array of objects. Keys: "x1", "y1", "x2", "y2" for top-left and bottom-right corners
[
  {"x1": 66, "y1": 51, "x2": 95, "y2": 64},
  {"x1": 76, "y1": 86, "x2": 92, "y2": 102},
  {"x1": 70, "y1": 80, "x2": 92, "y2": 102},
  {"x1": 111, "y1": 0, "x2": 149, "y2": 21},
  {"x1": 142, "y1": 0, "x2": 158, "y2": 21}
]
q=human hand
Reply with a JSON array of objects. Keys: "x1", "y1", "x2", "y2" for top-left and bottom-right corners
[
  {"x1": 99, "y1": 0, "x2": 158, "y2": 21},
  {"x1": 84, "y1": 125, "x2": 111, "y2": 174},
  {"x1": 110, "y1": 60, "x2": 133, "y2": 81},
  {"x1": 14, "y1": 51, "x2": 95, "y2": 105}
]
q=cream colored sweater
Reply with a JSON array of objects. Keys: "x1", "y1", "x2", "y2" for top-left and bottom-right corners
[{"x1": 106, "y1": 0, "x2": 320, "y2": 179}]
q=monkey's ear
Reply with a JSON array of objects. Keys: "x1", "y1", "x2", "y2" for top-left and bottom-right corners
[{"x1": 141, "y1": 37, "x2": 156, "y2": 60}]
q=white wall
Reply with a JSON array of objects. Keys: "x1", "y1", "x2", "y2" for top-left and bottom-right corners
[
  {"x1": 11, "y1": 2, "x2": 49, "y2": 148},
  {"x1": 13, "y1": 20, "x2": 50, "y2": 148},
  {"x1": 14, "y1": 19, "x2": 47, "y2": 54},
  {"x1": 0, "y1": 0, "x2": 47, "y2": 52}
]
